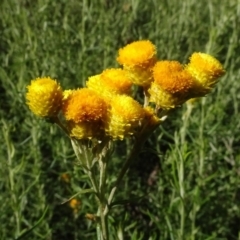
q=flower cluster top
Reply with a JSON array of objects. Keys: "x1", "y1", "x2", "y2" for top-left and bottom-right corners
[{"x1": 26, "y1": 40, "x2": 225, "y2": 140}]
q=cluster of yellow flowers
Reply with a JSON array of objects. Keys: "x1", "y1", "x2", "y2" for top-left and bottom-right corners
[{"x1": 26, "y1": 40, "x2": 225, "y2": 140}]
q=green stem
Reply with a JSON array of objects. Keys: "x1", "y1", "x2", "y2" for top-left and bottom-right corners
[
  {"x1": 143, "y1": 87, "x2": 150, "y2": 107},
  {"x1": 72, "y1": 138, "x2": 110, "y2": 240},
  {"x1": 99, "y1": 155, "x2": 107, "y2": 195},
  {"x1": 179, "y1": 150, "x2": 185, "y2": 239},
  {"x1": 98, "y1": 203, "x2": 108, "y2": 240},
  {"x1": 105, "y1": 121, "x2": 160, "y2": 216},
  {"x1": 97, "y1": 142, "x2": 111, "y2": 240},
  {"x1": 96, "y1": 221, "x2": 102, "y2": 240},
  {"x1": 199, "y1": 101, "x2": 205, "y2": 177},
  {"x1": 84, "y1": 144, "x2": 99, "y2": 192},
  {"x1": 177, "y1": 104, "x2": 193, "y2": 239},
  {"x1": 71, "y1": 139, "x2": 99, "y2": 195}
]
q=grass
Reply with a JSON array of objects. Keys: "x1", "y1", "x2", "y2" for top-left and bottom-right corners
[{"x1": 0, "y1": 0, "x2": 240, "y2": 239}]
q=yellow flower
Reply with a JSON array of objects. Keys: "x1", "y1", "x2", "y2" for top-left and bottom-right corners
[
  {"x1": 117, "y1": 40, "x2": 157, "y2": 67},
  {"x1": 101, "y1": 68, "x2": 132, "y2": 95},
  {"x1": 86, "y1": 68, "x2": 132, "y2": 100},
  {"x1": 62, "y1": 88, "x2": 107, "y2": 139},
  {"x1": 62, "y1": 88, "x2": 107, "y2": 123},
  {"x1": 117, "y1": 40, "x2": 157, "y2": 87},
  {"x1": 148, "y1": 61, "x2": 194, "y2": 109},
  {"x1": 60, "y1": 173, "x2": 71, "y2": 183},
  {"x1": 105, "y1": 95, "x2": 145, "y2": 140},
  {"x1": 185, "y1": 52, "x2": 225, "y2": 96},
  {"x1": 153, "y1": 61, "x2": 193, "y2": 94},
  {"x1": 69, "y1": 198, "x2": 81, "y2": 214},
  {"x1": 26, "y1": 77, "x2": 63, "y2": 117}
]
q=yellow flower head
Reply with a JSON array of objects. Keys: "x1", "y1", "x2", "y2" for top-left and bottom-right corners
[
  {"x1": 185, "y1": 52, "x2": 225, "y2": 94},
  {"x1": 148, "y1": 61, "x2": 194, "y2": 109},
  {"x1": 62, "y1": 88, "x2": 107, "y2": 123},
  {"x1": 86, "y1": 69, "x2": 132, "y2": 100},
  {"x1": 26, "y1": 77, "x2": 63, "y2": 117},
  {"x1": 117, "y1": 40, "x2": 157, "y2": 67},
  {"x1": 69, "y1": 198, "x2": 81, "y2": 213},
  {"x1": 105, "y1": 95, "x2": 145, "y2": 140},
  {"x1": 117, "y1": 40, "x2": 157, "y2": 87},
  {"x1": 101, "y1": 68, "x2": 132, "y2": 94},
  {"x1": 153, "y1": 61, "x2": 193, "y2": 94}
]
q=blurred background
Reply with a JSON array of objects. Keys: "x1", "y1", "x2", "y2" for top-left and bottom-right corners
[{"x1": 0, "y1": 0, "x2": 240, "y2": 239}]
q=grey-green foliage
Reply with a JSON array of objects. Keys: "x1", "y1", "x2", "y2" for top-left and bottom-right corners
[{"x1": 0, "y1": 0, "x2": 240, "y2": 239}]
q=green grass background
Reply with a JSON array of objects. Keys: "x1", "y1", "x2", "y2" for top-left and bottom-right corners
[{"x1": 0, "y1": 0, "x2": 240, "y2": 239}]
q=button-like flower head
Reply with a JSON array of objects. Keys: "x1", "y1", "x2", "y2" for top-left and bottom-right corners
[
  {"x1": 86, "y1": 68, "x2": 132, "y2": 100},
  {"x1": 149, "y1": 61, "x2": 194, "y2": 109},
  {"x1": 62, "y1": 88, "x2": 107, "y2": 123},
  {"x1": 185, "y1": 52, "x2": 225, "y2": 96},
  {"x1": 117, "y1": 40, "x2": 157, "y2": 87},
  {"x1": 105, "y1": 95, "x2": 145, "y2": 140},
  {"x1": 62, "y1": 88, "x2": 108, "y2": 139},
  {"x1": 26, "y1": 77, "x2": 63, "y2": 117}
]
